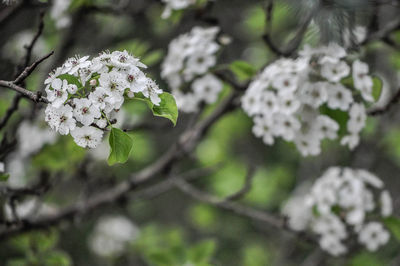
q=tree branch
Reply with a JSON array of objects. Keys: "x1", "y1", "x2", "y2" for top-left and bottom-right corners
[{"x1": 0, "y1": 92, "x2": 238, "y2": 240}]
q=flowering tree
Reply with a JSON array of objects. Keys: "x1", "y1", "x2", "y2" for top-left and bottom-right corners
[{"x1": 0, "y1": 0, "x2": 400, "y2": 265}]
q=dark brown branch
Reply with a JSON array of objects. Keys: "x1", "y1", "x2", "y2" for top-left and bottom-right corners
[
  {"x1": 21, "y1": 10, "x2": 45, "y2": 69},
  {"x1": 173, "y1": 177, "x2": 285, "y2": 229},
  {"x1": 0, "y1": 80, "x2": 48, "y2": 103},
  {"x1": 14, "y1": 51, "x2": 54, "y2": 85},
  {"x1": 0, "y1": 92, "x2": 238, "y2": 240}
]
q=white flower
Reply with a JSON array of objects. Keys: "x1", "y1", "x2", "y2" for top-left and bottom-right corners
[
  {"x1": 326, "y1": 83, "x2": 353, "y2": 111},
  {"x1": 320, "y1": 60, "x2": 350, "y2": 82},
  {"x1": 300, "y1": 82, "x2": 328, "y2": 108},
  {"x1": 282, "y1": 193, "x2": 312, "y2": 231},
  {"x1": 341, "y1": 133, "x2": 360, "y2": 150},
  {"x1": 73, "y1": 99, "x2": 101, "y2": 126},
  {"x1": 274, "y1": 113, "x2": 301, "y2": 141},
  {"x1": 0, "y1": 162, "x2": 4, "y2": 173},
  {"x1": 63, "y1": 55, "x2": 91, "y2": 75},
  {"x1": 278, "y1": 91, "x2": 301, "y2": 115},
  {"x1": 45, "y1": 105, "x2": 76, "y2": 135},
  {"x1": 161, "y1": 26, "x2": 221, "y2": 111},
  {"x1": 56, "y1": 105, "x2": 76, "y2": 135},
  {"x1": 259, "y1": 91, "x2": 280, "y2": 115},
  {"x1": 89, "y1": 87, "x2": 113, "y2": 111},
  {"x1": 272, "y1": 73, "x2": 299, "y2": 93},
  {"x1": 44, "y1": 67, "x2": 63, "y2": 85},
  {"x1": 67, "y1": 84, "x2": 78, "y2": 94},
  {"x1": 252, "y1": 115, "x2": 275, "y2": 145},
  {"x1": 294, "y1": 132, "x2": 321, "y2": 157},
  {"x1": 358, "y1": 222, "x2": 390, "y2": 252},
  {"x1": 380, "y1": 190, "x2": 393, "y2": 217},
  {"x1": 99, "y1": 71, "x2": 129, "y2": 96},
  {"x1": 347, "y1": 103, "x2": 366, "y2": 133},
  {"x1": 192, "y1": 74, "x2": 223, "y2": 104},
  {"x1": 356, "y1": 169, "x2": 383, "y2": 189},
  {"x1": 71, "y1": 126, "x2": 103, "y2": 148},
  {"x1": 96, "y1": 119, "x2": 108, "y2": 129},
  {"x1": 352, "y1": 60, "x2": 374, "y2": 102},
  {"x1": 142, "y1": 79, "x2": 163, "y2": 106},
  {"x1": 319, "y1": 236, "x2": 347, "y2": 256},
  {"x1": 89, "y1": 215, "x2": 140, "y2": 257},
  {"x1": 46, "y1": 78, "x2": 68, "y2": 108},
  {"x1": 185, "y1": 53, "x2": 216, "y2": 78},
  {"x1": 126, "y1": 66, "x2": 148, "y2": 94},
  {"x1": 315, "y1": 115, "x2": 339, "y2": 140}
]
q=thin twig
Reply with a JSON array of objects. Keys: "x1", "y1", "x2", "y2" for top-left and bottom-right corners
[
  {"x1": 14, "y1": 51, "x2": 54, "y2": 85},
  {"x1": 0, "y1": 80, "x2": 48, "y2": 103},
  {"x1": 224, "y1": 165, "x2": 256, "y2": 201}
]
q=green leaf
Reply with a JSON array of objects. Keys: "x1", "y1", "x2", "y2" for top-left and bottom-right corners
[
  {"x1": 372, "y1": 76, "x2": 383, "y2": 102},
  {"x1": 42, "y1": 251, "x2": 72, "y2": 266},
  {"x1": 108, "y1": 127, "x2": 134, "y2": 165},
  {"x1": 0, "y1": 173, "x2": 9, "y2": 181},
  {"x1": 229, "y1": 60, "x2": 257, "y2": 81},
  {"x1": 147, "y1": 251, "x2": 176, "y2": 266},
  {"x1": 152, "y1": 93, "x2": 178, "y2": 126},
  {"x1": 350, "y1": 252, "x2": 385, "y2": 266},
  {"x1": 57, "y1": 74, "x2": 83, "y2": 88},
  {"x1": 131, "y1": 92, "x2": 178, "y2": 126},
  {"x1": 187, "y1": 240, "x2": 216, "y2": 263},
  {"x1": 383, "y1": 216, "x2": 400, "y2": 241}
]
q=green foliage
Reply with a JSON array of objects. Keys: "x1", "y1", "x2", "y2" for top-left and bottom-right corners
[
  {"x1": 244, "y1": 166, "x2": 294, "y2": 208},
  {"x1": 135, "y1": 225, "x2": 217, "y2": 266},
  {"x1": 383, "y1": 216, "x2": 400, "y2": 242},
  {"x1": 229, "y1": 60, "x2": 257, "y2": 82},
  {"x1": 372, "y1": 76, "x2": 383, "y2": 102},
  {"x1": 0, "y1": 173, "x2": 10, "y2": 181},
  {"x1": 152, "y1": 93, "x2": 179, "y2": 126},
  {"x1": 188, "y1": 204, "x2": 219, "y2": 231},
  {"x1": 57, "y1": 74, "x2": 83, "y2": 88},
  {"x1": 32, "y1": 136, "x2": 86, "y2": 172},
  {"x1": 7, "y1": 231, "x2": 72, "y2": 266},
  {"x1": 350, "y1": 252, "x2": 386, "y2": 266},
  {"x1": 241, "y1": 244, "x2": 271, "y2": 266},
  {"x1": 132, "y1": 92, "x2": 178, "y2": 126},
  {"x1": 108, "y1": 127, "x2": 134, "y2": 165},
  {"x1": 382, "y1": 128, "x2": 400, "y2": 166}
]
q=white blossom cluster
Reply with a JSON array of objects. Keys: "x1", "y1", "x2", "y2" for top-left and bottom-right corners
[
  {"x1": 283, "y1": 167, "x2": 393, "y2": 256},
  {"x1": 242, "y1": 44, "x2": 376, "y2": 156},
  {"x1": 161, "y1": 0, "x2": 196, "y2": 19},
  {"x1": 89, "y1": 215, "x2": 140, "y2": 257},
  {"x1": 161, "y1": 26, "x2": 223, "y2": 113},
  {"x1": 44, "y1": 50, "x2": 162, "y2": 149}
]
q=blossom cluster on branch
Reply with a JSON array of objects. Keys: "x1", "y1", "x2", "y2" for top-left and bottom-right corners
[
  {"x1": 44, "y1": 50, "x2": 162, "y2": 149},
  {"x1": 161, "y1": 26, "x2": 224, "y2": 113},
  {"x1": 283, "y1": 167, "x2": 392, "y2": 256},
  {"x1": 242, "y1": 44, "x2": 378, "y2": 156}
]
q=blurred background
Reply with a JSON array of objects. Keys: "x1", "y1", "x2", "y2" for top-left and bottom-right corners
[{"x1": 0, "y1": 0, "x2": 400, "y2": 265}]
